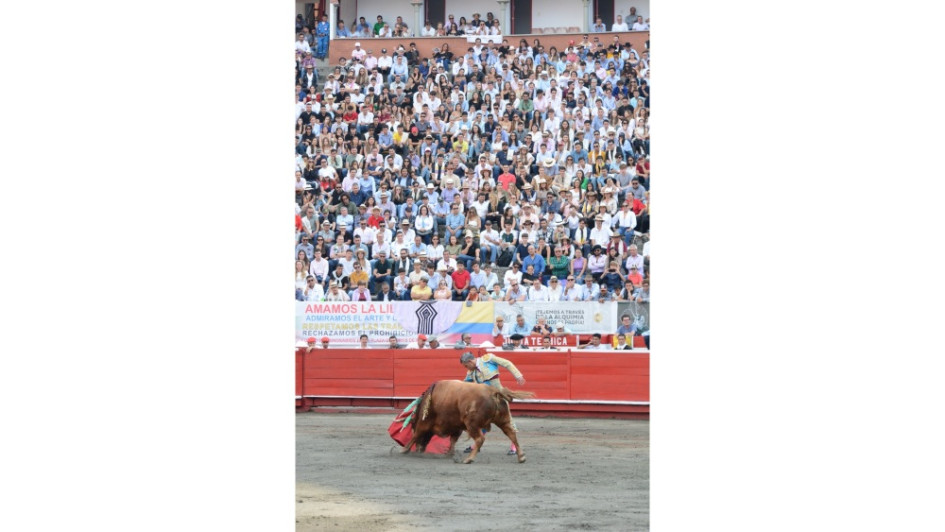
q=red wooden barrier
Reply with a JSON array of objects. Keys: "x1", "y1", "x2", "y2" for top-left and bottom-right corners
[{"x1": 296, "y1": 347, "x2": 648, "y2": 418}]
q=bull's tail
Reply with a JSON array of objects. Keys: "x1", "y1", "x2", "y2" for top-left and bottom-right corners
[{"x1": 495, "y1": 388, "x2": 536, "y2": 403}]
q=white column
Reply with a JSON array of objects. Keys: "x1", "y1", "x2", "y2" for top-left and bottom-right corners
[
  {"x1": 329, "y1": 0, "x2": 338, "y2": 40},
  {"x1": 582, "y1": 0, "x2": 591, "y2": 33},
  {"x1": 496, "y1": 0, "x2": 510, "y2": 34},
  {"x1": 411, "y1": 0, "x2": 423, "y2": 38}
]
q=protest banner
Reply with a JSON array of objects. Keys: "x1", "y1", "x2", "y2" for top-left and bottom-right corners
[{"x1": 492, "y1": 302, "x2": 618, "y2": 334}]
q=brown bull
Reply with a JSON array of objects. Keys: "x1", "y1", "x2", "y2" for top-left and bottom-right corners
[{"x1": 401, "y1": 380, "x2": 535, "y2": 464}]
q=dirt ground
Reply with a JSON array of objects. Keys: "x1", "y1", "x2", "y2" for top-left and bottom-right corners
[{"x1": 296, "y1": 411, "x2": 649, "y2": 531}]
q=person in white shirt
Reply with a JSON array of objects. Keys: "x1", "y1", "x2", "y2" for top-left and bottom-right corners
[
  {"x1": 503, "y1": 262, "x2": 523, "y2": 288},
  {"x1": 545, "y1": 276, "x2": 564, "y2": 301},
  {"x1": 295, "y1": 34, "x2": 312, "y2": 54},
  {"x1": 371, "y1": 236, "x2": 391, "y2": 260},
  {"x1": 376, "y1": 49, "x2": 393, "y2": 74},
  {"x1": 624, "y1": 244, "x2": 645, "y2": 276},
  {"x1": 421, "y1": 21, "x2": 436, "y2": 36},
  {"x1": 356, "y1": 105, "x2": 374, "y2": 134},
  {"x1": 527, "y1": 278, "x2": 549, "y2": 302},
  {"x1": 631, "y1": 16, "x2": 649, "y2": 31},
  {"x1": 589, "y1": 215, "x2": 613, "y2": 248},
  {"x1": 481, "y1": 264, "x2": 500, "y2": 292},
  {"x1": 354, "y1": 219, "x2": 376, "y2": 246},
  {"x1": 492, "y1": 317, "x2": 512, "y2": 342},
  {"x1": 479, "y1": 221, "x2": 502, "y2": 265},
  {"x1": 611, "y1": 15, "x2": 629, "y2": 32},
  {"x1": 302, "y1": 275, "x2": 324, "y2": 301},
  {"x1": 350, "y1": 42, "x2": 366, "y2": 61},
  {"x1": 309, "y1": 249, "x2": 329, "y2": 281},
  {"x1": 317, "y1": 158, "x2": 338, "y2": 182},
  {"x1": 437, "y1": 251, "x2": 458, "y2": 273},
  {"x1": 338, "y1": 249, "x2": 356, "y2": 275},
  {"x1": 391, "y1": 234, "x2": 410, "y2": 258},
  {"x1": 399, "y1": 220, "x2": 416, "y2": 243},
  {"x1": 324, "y1": 281, "x2": 351, "y2": 301},
  {"x1": 614, "y1": 201, "x2": 637, "y2": 243}
]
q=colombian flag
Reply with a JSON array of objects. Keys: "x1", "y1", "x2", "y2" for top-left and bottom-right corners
[{"x1": 440, "y1": 302, "x2": 494, "y2": 345}]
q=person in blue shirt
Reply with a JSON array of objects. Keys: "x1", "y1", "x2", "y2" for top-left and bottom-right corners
[
  {"x1": 599, "y1": 260, "x2": 624, "y2": 293},
  {"x1": 378, "y1": 125, "x2": 394, "y2": 151},
  {"x1": 572, "y1": 143, "x2": 589, "y2": 164},
  {"x1": 358, "y1": 173, "x2": 374, "y2": 196},
  {"x1": 510, "y1": 314, "x2": 532, "y2": 336},
  {"x1": 468, "y1": 262, "x2": 487, "y2": 290},
  {"x1": 521, "y1": 245, "x2": 546, "y2": 278},
  {"x1": 444, "y1": 204, "x2": 466, "y2": 242},
  {"x1": 347, "y1": 182, "x2": 368, "y2": 206},
  {"x1": 433, "y1": 197, "x2": 450, "y2": 228},
  {"x1": 335, "y1": 20, "x2": 350, "y2": 38},
  {"x1": 315, "y1": 15, "x2": 330, "y2": 59}
]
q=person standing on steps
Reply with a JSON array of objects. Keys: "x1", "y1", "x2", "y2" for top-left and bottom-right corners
[{"x1": 316, "y1": 14, "x2": 330, "y2": 59}]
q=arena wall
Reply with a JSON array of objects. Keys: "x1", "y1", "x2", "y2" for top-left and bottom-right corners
[{"x1": 296, "y1": 346, "x2": 649, "y2": 418}]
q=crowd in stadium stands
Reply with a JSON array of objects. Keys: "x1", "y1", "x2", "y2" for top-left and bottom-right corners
[
  {"x1": 294, "y1": 15, "x2": 650, "y2": 323},
  {"x1": 295, "y1": 9, "x2": 650, "y2": 43},
  {"x1": 296, "y1": 11, "x2": 511, "y2": 41},
  {"x1": 303, "y1": 329, "x2": 642, "y2": 350}
]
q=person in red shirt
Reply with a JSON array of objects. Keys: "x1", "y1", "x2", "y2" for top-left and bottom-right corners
[
  {"x1": 497, "y1": 163, "x2": 516, "y2": 191},
  {"x1": 451, "y1": 261, "x2": 471, "y2": 300},
  {"x1": 367, "y1": 206, "x2": 385, "y2": 228},
  {"x1": 626, "y1": 264, "x2": 643, "y2": 287},
  {"x1": 342, "y1": 104, "x2": 359, "y2": 123},
  {"x1": 635, "y1": 158, "x2": 650, "y2": 187}
]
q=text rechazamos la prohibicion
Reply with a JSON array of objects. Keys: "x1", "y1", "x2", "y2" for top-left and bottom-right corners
[{"x1": 301, "y1": 327, "x2": 411, "y2": 337}]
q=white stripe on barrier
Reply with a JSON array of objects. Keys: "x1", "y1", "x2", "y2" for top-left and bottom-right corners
[{"x1": 300, "y1": 395, "x2": 649, "y2": 406}]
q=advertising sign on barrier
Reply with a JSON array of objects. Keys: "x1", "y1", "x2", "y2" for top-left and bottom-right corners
[
  {"x1": 493, "y1": 302, "x2": 618, "y2": 334},
  {"x1": 520, "y1": 335, "x2": 576, "y2": 347},
  {"x1": 296, "y1": 301, "x2": 413, "y2": 344},
  {"x1": 296, "y1": 301, "x2": 620, "y2": 344}
]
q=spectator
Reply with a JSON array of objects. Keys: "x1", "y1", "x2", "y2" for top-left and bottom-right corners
[
  {"x1": 411, "y1": 277, "x2": 433, "y2": 300},
  {"x1": 315, "y1": 14, "x2": 330, "y2": 59},
  {"x1": 612, "y1": 15, "x2": 629, "y2": 32},
  {"x1": 302, "y1": 275, "x2": 325, "y2": 302},
  {"x1": 421, "y1": 21, "x2": 436, "y2": 37},
  {"x1": 292, "y1": 17, "x2": 653, "y2": 331},
  {"x1": 617, "y1": 314, "x2": 637, "y2": 337},
  {"x1": 324, "y1": 281, "x2": 350, "y2": 301},
  {"x1": 350, "y1": 280, "x2": 372, "y2": 301},
  {"x1": 451, "y1": 261, "x2": 472, "y2": 300}
]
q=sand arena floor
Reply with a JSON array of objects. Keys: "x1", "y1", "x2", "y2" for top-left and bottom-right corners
[{"x1": 296, "y1": 411, "x2": 649, "y2": 531}]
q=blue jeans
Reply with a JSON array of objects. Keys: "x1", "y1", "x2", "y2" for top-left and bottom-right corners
[
  {"x1": 316, "y1": 35, "x2": 329, "y2": 57},
  {"x1": 482, "y1": 244, "x2": 499, "y2": 264},
  {"x1": 370, "y1": 275, "x2": 391, "y2": 293},
  {"x1": 446, "y1": 226, "x2": 463, "y2": 241},
  {"x1": 452, "y1": 288, "x2": 469, "y2": 301},
  {"x1": 457, "y1": 254, "x2": 477, "y2": 269},
  {"x1": 617, "y1": 226, "x2": 634, "y2": 245}
]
